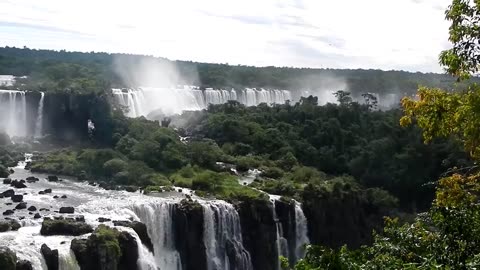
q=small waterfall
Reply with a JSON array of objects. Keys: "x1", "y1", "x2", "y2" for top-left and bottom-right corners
[
  {"x1": 294, "y1": 202, "x2": 309, "y2": 262},
  {"x1": 272, "y1": 202, "x2": 289, "y2": 270},
  {"x1": 34, "y1": 92, "x2": 45, "y2": 138},
  {"x1": 132, "y1": 202, "x2": 183, "y2": 270},
  {"x1": 203, "y1": 202, "x2": 253, "y2": 270},
  {"x1": 0, "y1": 90, "x2": 28, "y2": 137},
  {"x1": 58, "y1": 249, "x2": 80, "y2": 270}
]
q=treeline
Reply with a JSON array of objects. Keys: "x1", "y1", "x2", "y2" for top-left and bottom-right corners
[{"x1": 0, "y1": 46, "x2": 474, "y2": 95}]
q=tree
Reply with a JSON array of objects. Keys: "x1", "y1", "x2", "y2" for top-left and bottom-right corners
[
  {"x1": 333, "y1": 90, "x2": 352, "y2": 105},
  {"x1": 361, "y1": 93, "x2": 378, "y2": 110}
]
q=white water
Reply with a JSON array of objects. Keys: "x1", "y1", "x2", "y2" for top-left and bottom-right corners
[
  {"x1": 34, "y1": 92, "x2": 45, "y2": 138},
  {"x1": 203, "y1": 201, "x2": 253, "y2": 270},
  {"x1": 112, "y1": 87, "x2": 293, "y2": 118},
  {"x1": 294, "y1": 202, "x2": 309, "y2": 262},
  {"x1": 0, "y1": 90, "x2": 27, "y2": 137},
  {"x1": 271, "y1": 201, "x2": 289, "y2": 270}
]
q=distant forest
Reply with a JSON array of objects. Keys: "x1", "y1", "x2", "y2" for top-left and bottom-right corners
[{"x1": 0, "y1": 46, "x2": 475, "y2": 95}]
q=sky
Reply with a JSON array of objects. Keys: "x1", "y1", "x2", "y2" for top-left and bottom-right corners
[{"x1": 0, "y1": 0, "x2": 452, "y2": 72}]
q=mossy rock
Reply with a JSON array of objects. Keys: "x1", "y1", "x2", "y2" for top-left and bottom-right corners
[
  {"x1": 0, "y1": 246, "x2": 16, "y2": 270},
  {"x1": 40, "y1": 217, "x2": 93, "y2": 236}
]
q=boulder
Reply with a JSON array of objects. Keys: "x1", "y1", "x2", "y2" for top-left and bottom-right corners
[
  {"x1": 10, "y1": 180, "x2": 26, "y2": 189},
  {"x1": 2, "y1": 210, "x2": 14, "y2": 216},
  {"x1": 53, "y1": 196, "x2": 59, "y2": 199},
  {"x1": 38, "y1": 191, "x2": 45, "y2": 195},
  {"x1": 113, "y1": 220, "x2": 154, "y2": 253},
  {"x1": 27, "y1": 206, "x2": 36, "y2": 211},
  {"x1": 0, "y1": 246, "x2": 16, "y2": 270},
  {"x1": 34, "y1": 213, "x2": 41, "y2": 219},
  {"x1": 2, "y1": 189, "x2": 14, "y2": 197},
  {"x1": 11, "y1": 195, "x2": 23, "y2": 203},
  {"x1": 61, "y1": 195, "x2": 67, "y2": 199},
  {"x1": 15, "y1": 203, "x2": 27, "y2": 210},
  {"x1": 47, "y1": 176, "x2": 59, "y2": 182},
  {"x1": 2, "y1": 179, "x2": 11, "y2": 185},
  {"x1": 71, "y1": 225, "x2": 139, "y2": 270},
  {"x1": 75, "y1": 216, "x2": 85, "y2": 222},
  {"x1": 59, "y1": 207, "x2": 74, "y2": 214},
  {"x1": 40, "y1": 217, "x2": 93, "y2": 236},
  {"x1": 97, "y1": 217, "x2": 111, "y2": 223},
  {"x1": 0, "y1": 220, "x2": 21, "y2": 232},
  {"x1": 15, "y1": 260, "x2": 33, "y2": 270},
  {"x1": 40, "y1": 244, "x2": 59, "y2": 270},
  {"x1": 43, "y1": 189, "x2": 52, "y2": 194}
]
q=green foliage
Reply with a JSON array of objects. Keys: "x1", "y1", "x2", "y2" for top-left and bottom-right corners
[{"x1": 0, "y1": 165, "x2": 8, "y2": 178}]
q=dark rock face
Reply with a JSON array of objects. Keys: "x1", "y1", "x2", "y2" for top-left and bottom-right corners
[
  {"x1": 302, "y1": 186, "x2": 385, "y2": 248},
  {"x1": 3, "y1": 210, "x2": 14, "y2": 216},
  {"x1": 15, "y1": 260, "x2": 33, "y2": 270},
  {"x1": 27, "y1": 206, "x2": 36, "y2": 211},
  {"x1": 15, "y1": 203, "x2": 27, "y2": 210},
  {"x1": 172, "y1": 199, "x2": 207, "y2": 270},
  {"x1": 59, "y1": 207, "x2": 74, "y2": 214},
  {"x1": 2, "y1": 189, "x2": 14, "y2": 197},
  {"x1": 0, "y1": 246, "x2": 16, "y2": 270},
  {"x1": 112, "y1": 220, "x2": 154, "y2": 253},
  {"x1": 237, "y1": 198, "x2": 278, "y2": 270},
  {"x1": 71, "y1": 225, "x2": 139, "y2": 270},
  {"x1": 11, "y1": 195, "x2": 23, "y2": 203},
  {"x1": 274, "y1": 199, "x2": 298, "y2": 265},
  {"x1": 0, "y1": 220, "x2": 21, "y2": 232},
  {"x1": 10, "y1": 180, "x2": 27, "y2": 189},
  {"x1": 34, "y1": 213, "x2": 41, "y2": 219},
  {"x1": 47, "y1": 176, "x2": 59, "y2": 182},
  {"x1": 40, "y1": 217, "x2": 93, "y2": 236},
  {"x1": 40, "y1": 244, "x2": 59, "y2": 270},
  {"x1": 44, "y1": 189, "x2": 52, "y2": 194},
  {"x1": 25, "y1": 176, "x2": 39, "y2": 183},
  {"x1": 3, "y1": 179, "x2": 11, "y2": 185}
]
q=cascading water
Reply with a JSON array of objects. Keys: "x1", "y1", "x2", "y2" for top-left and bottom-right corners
[
  {"x1": 34, "y1": 92, "x2": 45, "y2": 138},
  {"x1": 294, "y1": 202, "x2": 309, "y2": 262},
  {"x1": 203, "y1": 201, "x2": 253, "y2": 270},
  {"x1": 131, "y1": 202, "x2": 183, "y2": 270},
  {"x1": 271, "y1": 200, "x2": 289, "y2": 270},
  {"x1": 112, "y1": 87, "x2": 293, "y2": 118},
  {"x1": 0, "y1": 90, "x2": 28, "y2": 137}
]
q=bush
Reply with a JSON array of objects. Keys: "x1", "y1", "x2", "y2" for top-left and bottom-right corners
[{"x1": 103, "y1": 158, "x2": 128, "y2": 177}]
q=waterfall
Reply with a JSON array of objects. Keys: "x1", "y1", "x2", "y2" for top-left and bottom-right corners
[
  {"x1": 34, "y1": 92, "x2": 45, "y2": 138},
  {"x1": 272, "y1": 202, "x2": 289, "y2": 270},
  {"x1": 203, "y1": 201, "x2": 253, "y2": 270},
  {"x1": 0, "y1": 90, "x2": 28, "y2": 137},
  {"x1": 58, "y1": 249, "x2": 80, "y2": 270},
  {"x1": 294, "y1": 202, "x2": 309, "y2": 262},
  {"x1": 112, "y1": 87, "x2": 293, "y2": 118},
  {"x1": 131, "y1": 202, "x2": 183, "y2": 270}
]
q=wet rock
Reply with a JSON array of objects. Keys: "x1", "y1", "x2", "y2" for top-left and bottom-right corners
[
  {"x1": 11, "y1": 195, "x2": 23, "y2": 203},
  {"x1": 97, "y1": 217, "x2": 111, "y2": 223},
  {"x1": 75, "y1": 216, "x2": 85, "y2": 222},
  {"x1": 5, "y1": 203, "x2": 12, "y2": 205},
  {"x1": 2, "y1": 179, "x2": 11, "y2": 185},
  {"x1": 47, "y1": 176, "x2": 59, "y2": 182},
  {"x1": 40, "y1": 244, "x2": 59, "y2": 270},
  {"x1": 25, "y1": 177, "x2": 39, "y2": 183},
  {"x1": 8, "y1": 169, "x2": 14, "y2": 174},
  {"x1": 15, "y1": 260, "x2": 33, "y2": 270},
  {"x1": 15, "y1": 202, "x2": 27, "y2": 210},
  {"x1": 28, "y1": 212, "x2": 32, "y2": 215},
  {"x1": 53, "y1": 196, "x2": 59, "y2": 199},
  {"x1": 88, "y1": 181, "x2": 96, "y2": 186},
  {"x1": 43, "y1": 189, "x2": 52, "y2": 194},
  {"x1": 34, "y1": 213, "x2": 41, "y2": 219},
  {"x1": 113, "y1": 220, "x2": 154, "y2": 253},
  {"x1": 10, "y1": 180, "x2": 26, "y2": 189},
  {"x1": 61, "y1": 195, "x2": 67, "y2": 199},
  {"x1": 39, "y1": 208, "x2": 49, "y2": 212},
  {"x1": 0, "y1": 220, "x2": 21, "y2": 232},
  {"x1": 40, "y1": 217, "x2": 93, "y2": 236},
  {"x1": 2, "y1": 210, "x2": 14, "y2": 216},
  {"x1": 38, "y1": 191, "x2": 45, "y2": 195},
  {"x1": 71, "y1": 225, "x2": 139, "y2": 270},
  {"x1": 59, "y1": 207, "x2": 74, "y2": 214},
  {"x1": 27, "y1": 206, "x2": 36, "y2": 211},
  {"x1": 2, "y1": 189, "x2": 14, "y2": 197},
  {"x1": 0, "y1": 246, "x2": 16, "y2": 270}
]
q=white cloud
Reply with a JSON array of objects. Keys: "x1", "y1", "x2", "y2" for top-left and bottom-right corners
[{"x1": 0, "y1": 0, "x2": 453, "y2": 72}]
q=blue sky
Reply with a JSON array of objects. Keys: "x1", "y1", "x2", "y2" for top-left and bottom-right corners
[{"x1": 0, "y1": 0, "x2": 451, "y2": 72}]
